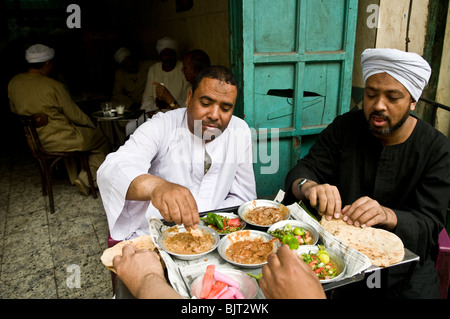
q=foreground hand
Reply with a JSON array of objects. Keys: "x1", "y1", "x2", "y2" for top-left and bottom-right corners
[
  {"x1": 113, "y1": 245, "x2": 182, "y2": 299},
  {"x1": 260, "y1": 245, "x2": 326, "y2": 299},
  {"x1": 342, "y1": 196, "x2": 397, "y2": 230},
  {"x1": 302, "y1": 182, "x2": 342, "y2": 220},
  {"x1": 113, "y1": 245, "x2": 165, "y2": 298}
]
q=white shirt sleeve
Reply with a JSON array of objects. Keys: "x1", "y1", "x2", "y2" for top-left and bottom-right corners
[{"x1": 97, "y1": 115, "x2": 165, "y2": 239}]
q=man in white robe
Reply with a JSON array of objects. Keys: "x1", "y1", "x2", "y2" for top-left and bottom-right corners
[
  {"x1": 141, "y1": 37, "x2": 191, "y2": 114},
  {"x1": 98, "y1": 66, "x2": 256, "y2": 240}
]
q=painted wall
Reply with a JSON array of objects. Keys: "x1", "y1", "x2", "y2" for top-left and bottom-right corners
[
  {"x1": 435, "y1": 3, "x2": 450, "y2": 137},
  {"x1": 122, "y1": 0, "x2": 230, "y2": 67}
]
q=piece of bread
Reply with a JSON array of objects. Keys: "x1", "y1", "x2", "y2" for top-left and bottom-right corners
[
  {"x1": 320, "y1": 218, "x2": 404, "y2": 267},
  {"x1": 100, "y1": 235, "x2": 156, "y2": 273}
]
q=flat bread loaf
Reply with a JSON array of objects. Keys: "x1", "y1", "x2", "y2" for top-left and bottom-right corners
[
  {"x1": 100, "y1": 235, "x2": 156, "y2": 272},
  {"x1": 320, "y1": 218, "x2": 404, "y2": 267}
]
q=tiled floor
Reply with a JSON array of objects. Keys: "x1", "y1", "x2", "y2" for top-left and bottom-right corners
[{"x1": 0, "y1": 136, "x2": 113, "y2": 299}]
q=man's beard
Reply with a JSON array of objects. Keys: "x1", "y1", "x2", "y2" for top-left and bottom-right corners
[{"x1": 368, "y1": 109, "x2": 410, "y2": 136}]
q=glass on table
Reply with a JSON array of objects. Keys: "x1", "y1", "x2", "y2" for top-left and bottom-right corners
[
  {"x1": 116, "y1": 104, "x2": 125, "y2": 115},
  {"x1": 101, "y1": 102, "x2": 112, "y2": 116}
]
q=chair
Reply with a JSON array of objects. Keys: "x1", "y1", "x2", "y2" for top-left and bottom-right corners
[
  {"x1": 436, "y1": 228, "x2": 450, "y2": 299},
  {"x1": 18, "y1": 113, "x2": 97, "y2": 213}
]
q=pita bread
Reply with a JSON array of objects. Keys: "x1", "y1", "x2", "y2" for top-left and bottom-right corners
[
  {"x1": 100, "y1": 235, "x2": 156, "y2": 273},
  {"x1": 320, "y1": 218, "x2": 404, "y2": 267}
]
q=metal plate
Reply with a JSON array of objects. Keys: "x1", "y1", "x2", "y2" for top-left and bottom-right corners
[
  {"x1": 217, "y1": 230, "x2": 277, "y2": 268},
  {"x1": 190, "y1": 269, "x2": 259, "y2": 299},
  {"x1": 297, "y1": 245, "x2": 347, "y2": 284},
  {"x1": 238, "y1": 199, "x2": 290, "y2": 228},
  {"x1": 267, "y1": 219, "x2": 320, "y2": 246},
  {"x1": 158, "y1": 225, "x2": 220, "y2": 261}
]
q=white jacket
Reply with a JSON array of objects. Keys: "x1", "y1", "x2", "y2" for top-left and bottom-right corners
[{"x1": 97, "y1": 108, "x2": 257, "y2": 240}]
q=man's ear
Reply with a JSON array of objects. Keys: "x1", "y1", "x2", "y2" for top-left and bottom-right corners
[
  {"x1": 185, "y1": 89, "x2": 193, "y2": 108},
  {"x1": 410, "y1": 99, "x2": 417, "y2": 111}
]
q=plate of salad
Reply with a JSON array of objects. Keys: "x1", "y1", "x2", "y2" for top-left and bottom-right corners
[
  {"x1": 267, "y1": 220, "x2": 319, "y2": 250},
  {"x1": 200, "y1": 212, "x2": 246, "y2": 235},
  {"x1": 297, "y1": 245, "x2": 346, "y2": 283}
]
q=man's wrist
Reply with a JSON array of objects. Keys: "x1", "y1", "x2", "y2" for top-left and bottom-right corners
[
  {"x1": 380, "y1": 206, "x2": 398, "y2": 231},
  {"x1": 135, "y1": 272, "x2": 166, "y2": 299}
]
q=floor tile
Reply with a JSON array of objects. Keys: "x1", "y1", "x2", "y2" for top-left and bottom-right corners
[{"x1": 0, "y1": 142, "x2": 114, "y2": 298}]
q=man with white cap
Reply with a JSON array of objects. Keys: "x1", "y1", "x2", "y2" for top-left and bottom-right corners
[
  {"x1": 112, "y1": 47, "x2": 152, "y2": 112},
  {"x1": 284, "y1": 48, "x2": 450, "y2": 298},
  {"x1": 8, "y1": 44, "x2": 110, "y2": 196},
  {"x1": 109, "y1": 48, "x2": 153, "y2": 147},
  {"x1": 141, "y1": 37, "x2": 190, "y2": 115}
]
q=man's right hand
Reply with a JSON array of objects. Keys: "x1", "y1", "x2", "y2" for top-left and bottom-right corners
[
  {"x1": 293, "y1": 179, "x2": 342, "y2": 220},
  {"x1": 127, "y1": 174, "x2": 200, "y2": 229},
  {"x1": 150, "y1": 180, "x2": 200, "y2": 228}
]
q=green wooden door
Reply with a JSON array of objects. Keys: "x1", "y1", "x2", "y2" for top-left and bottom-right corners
[{"x1": 229, "y1": 0, "x2": 358, "y2": 197}]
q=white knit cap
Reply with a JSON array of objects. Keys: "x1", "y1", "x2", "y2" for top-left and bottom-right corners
[
  {"x1": 114, "y1": 47, "x2": 131, "y2": 64},
  {"x1": 361, "y1": 48, "x2": 431, "y2": 102},
  {"x1": 155, "y1": 37, "x2": 178, "y2": 55},
  {"x1": 25, "y1": 44, "x2": 55, "y2": 63}
]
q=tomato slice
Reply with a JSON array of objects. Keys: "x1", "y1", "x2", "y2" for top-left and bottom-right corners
[{"x1": 227, "y1": 218, "x2": 241, "y2": 227}]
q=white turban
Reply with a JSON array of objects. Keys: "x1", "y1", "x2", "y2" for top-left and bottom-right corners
[
  {"x1": 25, "y1": 44, "x2": 55, "y2": 63},
  {"x1": 156, "y1": 37, "x2": 178, "y2": 55},
  {"x1": 361, "y1": 48, "x2": 431, "y2": 102},
  {"x1": 114, "y1": 47, "x2": 131, "y2": 64}
]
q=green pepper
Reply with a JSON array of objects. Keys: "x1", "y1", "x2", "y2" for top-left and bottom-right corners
[
  {"x1": 213, "y1": 214, "x2": 224, "y2": 230},
  {"x1": 247, "y1": 273, "x2": 263, "y2": 282},
  {"x1": 206, "y1": 213, "x2": 224, "y2": 230},
  {"x1": 282, "y1": 234, "x2": 294, "y2": 245},
  {"x1": 287, "y1": 237, "x2": 299, "y2": 250},
  {"x1": 206, "y1": 213, "x2": 216, "y2": 225},
  {"x1": 282, "y1": 234, "x2": 299, "y2": 250}
]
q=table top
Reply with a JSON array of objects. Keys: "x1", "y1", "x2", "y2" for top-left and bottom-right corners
[{"x1": 114, "y1": 204, "x2": 420, "y2": 298}]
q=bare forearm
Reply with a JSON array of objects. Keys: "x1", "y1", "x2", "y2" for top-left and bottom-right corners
[
  {"x1": 125, "y1": 174, "x2": 164, "y2": 201},
  {"x1": 135, "y1": 273, "x2": 183, "y2": 299}
]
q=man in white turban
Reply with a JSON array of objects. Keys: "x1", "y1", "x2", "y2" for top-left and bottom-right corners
[
  {"x1": 361, "y1": 48, "x2": 432, "y2": 103},
  {"x1": 284, "y1": 48, "x2": 450, "y2": 298},
  {"x1": 109, "y1": 47, "x2": 153, "y2": 147},
  {"x1": 141, "y1": 37, "x2": 190, "y2": 115},
  {"x1": 25, "y1": 43, "x2": 55, "y2": 63},
  {"x1": 112, "y1": 47, "x2": 152, "y2": 111},
  {"x1": 8, "y1": 44, "x2": 110, "y2": 196}
]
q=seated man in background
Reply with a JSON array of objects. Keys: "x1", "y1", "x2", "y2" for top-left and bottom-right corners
[
  {"x1": 141, "y1": 37, "x2": 191, "y2": 115},
  {"x1": 181, "y1": 49, "x2": 211, "y2": 85},
  {"x1": 109, "y1": 47, "x2": 153, "y2": 146},
  {"x1": 149, "y1": 49, "x2": 211, "y2": 115},
  {"x1": 98, "y1": 66, "x2": 256, "y2": 241},
  {"x1": 112, "y1": 47, "x2": 153, "y2": 112},
  {"x1": 8, "y1": 43, "x2": 110, "y2": 196},
  {"x1": 284, "y1": 48, "x2": 450, "y2": 298}
]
